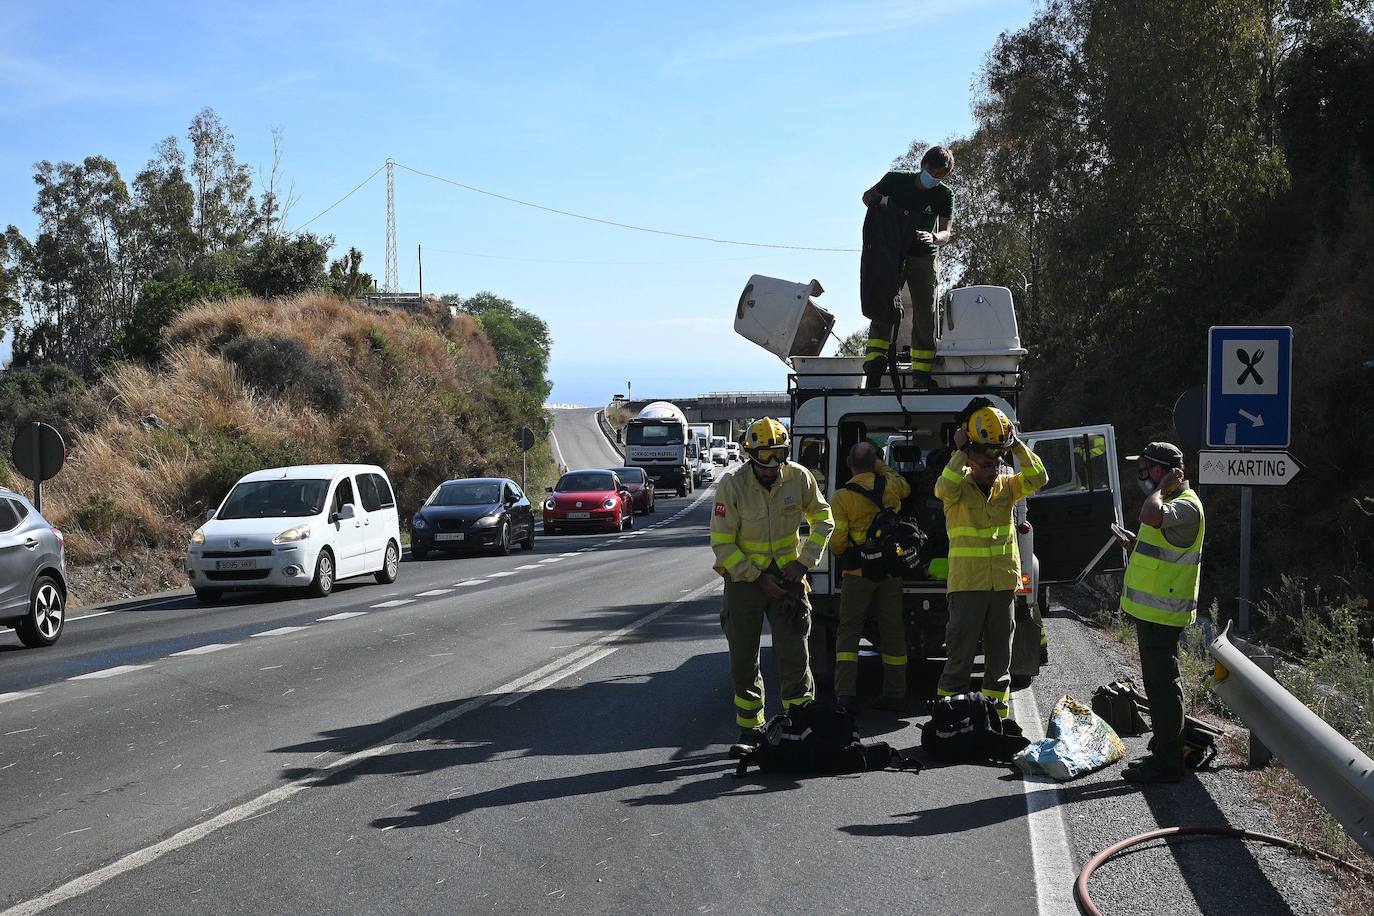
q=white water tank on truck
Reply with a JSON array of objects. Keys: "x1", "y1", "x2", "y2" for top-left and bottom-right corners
[{"x1": 735, "y1": 275, "x2": 836, "y2": 361}]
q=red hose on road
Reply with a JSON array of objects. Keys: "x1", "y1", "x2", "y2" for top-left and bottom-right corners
[{"x1": 1074, "y1": 825, "x2": 1374, "y2": 915}]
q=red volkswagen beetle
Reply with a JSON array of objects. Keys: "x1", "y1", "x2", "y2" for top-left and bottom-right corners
[
  {"x1": 609, "y1": 466, "x2": 656, "y2": 515},
  {"x1": 543, "y1": 469, "x2": 634, "y2": 534}
]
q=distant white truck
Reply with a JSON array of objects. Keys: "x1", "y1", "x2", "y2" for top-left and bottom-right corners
[
  {"x1": 710, "y1": 436, "x2": 729, "y2": 465},
  {"x1": 688, "y1": 423, "x2": 714, "y2": 484},
  {"x1": 625, "y1": 401, "x2": 694, "y2": 497}
]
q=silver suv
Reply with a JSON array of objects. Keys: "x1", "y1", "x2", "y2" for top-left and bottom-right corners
[{"x1": 0, "y1": 488, "x2": 67, "y2": 648}]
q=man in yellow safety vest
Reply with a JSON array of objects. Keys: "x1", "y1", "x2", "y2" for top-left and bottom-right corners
[
  {"x1": 934, "y1": 403, "x2": 1047, "y2": 720},
  {"x1": 710, "y1": 418, "x2": 834, "y2": 755},
  {"x1": 1115, "y1": 441, "x2": 1205, "y2": 784}
]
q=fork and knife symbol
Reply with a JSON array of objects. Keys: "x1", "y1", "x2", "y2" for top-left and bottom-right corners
[{"x1": 1236, "y1": 347, "x2": 1264, "y2": 385}]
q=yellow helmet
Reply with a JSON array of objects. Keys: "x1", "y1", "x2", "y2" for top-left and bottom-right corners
[
  {"x1": 746, "y1": 417, "x2": 790, "y2": 467},
  {"x1": 966, "y1": 405, "x2": 1014, "y2": 451}
]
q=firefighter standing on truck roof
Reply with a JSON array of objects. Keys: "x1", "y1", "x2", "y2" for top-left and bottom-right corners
[
  {"x1": 710, "y1": 418, "x2": 833, "y2": 755},
  {"x1": 934, "y1": 402, "x2": 1047, "y2": 720},
  {"x1": 1114, "y1": 441, "x2": 1205, "y2": 784},
  {"x1": 828, "y1": 441, "x2": 910, "y2": 712},
  {"x1": 858, "y1": 146, "x2": 956, "y2": 390}
]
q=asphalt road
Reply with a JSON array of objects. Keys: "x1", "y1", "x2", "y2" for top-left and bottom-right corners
[
  {"x1": 549, "y1": 406, "x2": 624, "y2": 472},
  {"x1": 0, "y1": 409, "x2": 1328, "y2": 915}
]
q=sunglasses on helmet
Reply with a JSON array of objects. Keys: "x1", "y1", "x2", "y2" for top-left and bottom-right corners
[{"x1": 751, "y1": 446, "x2": 788, "y2": 466}]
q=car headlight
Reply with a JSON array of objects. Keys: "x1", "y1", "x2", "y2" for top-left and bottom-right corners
[
  {"x1": 411, "y1": 515, "x2": 429, "y2": 529},
  {"x1": 273, "y1": 524, "x2": 311, "y2": 544},
  {"x1": 190, "y1": 528, "x2": 206, "y2": 546},
  {"x1": 544, "y1": 498, "x2": 556, "y2": 511},
  {"x1": 602, "y1": 497, "x2": 617, "y2": 509},
  {"x1": 472, "y1": 514, "x2": 501, "y2": 528}
]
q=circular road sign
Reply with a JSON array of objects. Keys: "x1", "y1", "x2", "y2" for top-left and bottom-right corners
[
  {"x1": 11, "y1": 422, "x2": 67, "y2": 483},
  {"x1": 515, "y1": 426, "x2": 536, "y2": 452}
]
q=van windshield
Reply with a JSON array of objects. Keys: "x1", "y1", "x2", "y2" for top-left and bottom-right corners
[{"x1": 219, "y1": 479, "x2": 330, "y2": 519}]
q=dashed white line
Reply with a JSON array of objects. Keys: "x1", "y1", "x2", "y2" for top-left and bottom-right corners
[
  {"x1": 170, "y1": 643, "x2": 239, "y2": 657},
  {"x1": 317, "y1": 612, "x2": 368, "y2": 621},
  {"x1": 538, "y1": 558, "x2": 564, "y2": 564},
  {"x1": 370, "y1": 599, "x2": 415, "y2": 608},
  {"x1": 70, "y1": 665, "x2": 152, "y2": 681},
  {"x1": 0, "y1": 691, "x2": 41, "y2": 705},
  {"x1": 513, "y1": 564, "x2": 541, "y2": 571},
  {"x1": 452, "y1": 580, "x2": 484, "y2": 587},
  {"x1": 558, "y1": 552, "x2": 579, "y2": 557},
  {"x1": 250, "y1": 626, "x2": 312, "y2": 637},
  {"x1": 415, "y1": 589, "x2": 453, "y2": 597},
  {"x1": 485, "y1": 571, "x2": 516, "y2": 579}
]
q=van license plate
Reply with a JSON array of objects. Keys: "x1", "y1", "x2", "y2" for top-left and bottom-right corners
[
  {"x1": 567, "y1": 512, "x2": 590, "y2": 519},
  {"x1": 216, "y1": 559, "x2": 257, "y2": 571},
  {"x1": 435, "y1": 533, "x2": 465, "y2": 542}
]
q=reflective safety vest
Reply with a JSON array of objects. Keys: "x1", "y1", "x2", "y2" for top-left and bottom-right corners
[
  {"x1": 1120, "y1": 488, "x2": 1205, "y2": 627},
  {"x1": 935, "y1": 443, "x2": 1047, "y2": 593},
  {"x1": 710, "y1": 461, "x2": 833, "y2": 582}
]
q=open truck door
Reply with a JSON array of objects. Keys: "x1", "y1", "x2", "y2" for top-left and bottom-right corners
[{"x1": 1022, "y1": 424, "x2": 1126, "y2": 585}]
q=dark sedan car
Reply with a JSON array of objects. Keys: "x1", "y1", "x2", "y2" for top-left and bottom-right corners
[
  {"x1": 543, "y1": 470, "x2": 634, "y2": 534},
  {"x1": 610, "y1": 466, "x2": 656, "y2": 515},
  {"x1": 410, "y1": 478, "x2": 535, "y2": 558}
]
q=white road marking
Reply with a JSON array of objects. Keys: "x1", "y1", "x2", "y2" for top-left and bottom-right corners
[
  {"x1": 370, "y1": 599, "x2": 415, "y2": 608},
  {"x1": 1012, "y1": 686, "x2": 1079, "y2": 916},
  {"x1": 250, "y1": 626, "x2": 312, "y2": 637},
  {"x1": 513, "y1": 564, "x2": 541, "y2": 571},
  {"x1": 559, "y1": 552, "x2": 579, "y2": 557},
  {"x1": 2, "y1": 575, "x2": 726, "y2": 916},
  {"x1": 538, "y1": 558, "x2": 563, "y2": 564},
  {"x1": 171, "y1": 643, "x2": 238, "y2": 657},
  {"x1": 452, "y1": 580, "x2": 484, "y2": 587},
  {"x1": 70, "y1": 665, "x2": 152, "y2": 681},
  {"x1": 0, "y1": 691, "x2": 40, "y2": 705},
  {"x1": 317, "y1": 612, "x2": 368, "y2": 621},
  {"x1": 485, "y1": 571, "x2": 516, "y2": 578},
  {"x1": 415, "y1": 589, "x2": 453, "y2": 597},
  {"x1": 492, "y1": 646, "x2": 619, "y2": 707},
  {"x1": 66, "y1": 611, "x2": 114, "y2": 623}
]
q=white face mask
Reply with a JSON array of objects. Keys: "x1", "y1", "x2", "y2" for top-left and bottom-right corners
[{"x1": 1138, "y1": 477, "x2": 1159, "y2": 495}]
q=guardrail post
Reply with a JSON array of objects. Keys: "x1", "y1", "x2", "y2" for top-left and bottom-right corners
[{"x1": 1230, "y1": 634, "x2": 1275, "y2": 768}]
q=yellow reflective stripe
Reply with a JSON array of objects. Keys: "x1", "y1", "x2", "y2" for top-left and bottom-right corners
[
  {"x1": 835, "y1": 651, "x2": 860, "y2": 663},
  {"x1": 721, "y1": 549, "x2": 751, "y2": 572},
  {"x1": 936, "y1": 688, "x2": 958, "y2": 697},
  {"x1": 768, "y1": 536, "x2": 800, "y2": 551},
  {"x1": 942, "y1": 467, "x2": 964, "y2": 484},
  {"x1": 832, "y1": 519, "x2": 850, "y2": 534},
  {"x1": 865, "y1": 338, "x2": 890, "y2": 351},
  {"x1": 709, "y1": 532, "x2": 736, "y2": 545},
  {"x1": 982, "y1": 688, "x2": 1009, "y2": 702},
  {"x1": 737, "y1": 712, "x2": 765, "y2": 728},
  {"x1": 783, "y1": 693, "x2": 814, "y2": 708},
  {"x1": 807, "y1": 529, "x2": 828, "y2": 546},
  {"x1": 881, "y1": 654, "x2": 907, "y2": 666},
  {"x1": 911, "y1": 349, "x2": 935, "y2": 359},
  {"x1": 947, "y1": 525, "x2": 1013, "y2": 539},
  {"x1": 949, "y1": 544, "x2": 1016, "y2": 558},
  {"x1": 737, "y1": 538, "x2": 771, "y2": 551},
  {"x1": 734, "y1": 695, "x2": 763, "y2": 711}
]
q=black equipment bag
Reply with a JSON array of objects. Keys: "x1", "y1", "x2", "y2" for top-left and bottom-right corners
[
  {"x1": 842, "y1": 475, "x2": 927, "y2": 581},
  {"x1": 735, "y1": 703, "x2": 919, "y2": 777},
  {"x1": 1091, "y1": 680, "x2": 1151, "y2": 738},
  {"x1": 921, "y1": 693, "x2": 1029, "y2": 764}
]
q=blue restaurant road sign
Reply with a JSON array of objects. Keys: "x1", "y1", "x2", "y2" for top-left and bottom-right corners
[{"x1": 1206, "y1": 326, "x2": 1292, "y2": 448}]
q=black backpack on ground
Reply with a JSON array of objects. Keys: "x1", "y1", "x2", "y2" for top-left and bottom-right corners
[
  {"x1": 841, "y1": 475, "x2": 927, "y2": 581},
  {"x1": 921, "y1": 693, "x2": 1029, "y2": 764},
  {"x1": 734, "y1": 703, "x2": 919, "y2": 777}
]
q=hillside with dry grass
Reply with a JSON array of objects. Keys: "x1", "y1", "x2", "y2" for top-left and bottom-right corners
[{"x1": 0, "y1": 294, "x2": 553, "y2": 604}]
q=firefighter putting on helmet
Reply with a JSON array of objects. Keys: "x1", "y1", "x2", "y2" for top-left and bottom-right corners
[
  {"x1": 935, "y1": 400, "x2": 1047, "y2": 721},
  {"x1": 711, "y1": 418, "x2": 834, "y2": 757}
]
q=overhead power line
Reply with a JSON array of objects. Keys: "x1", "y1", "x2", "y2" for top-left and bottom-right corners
[
  {"x1": 420, "y1": 245, "x2": 797, "y2": 266},
  {"x1": 392, "y1": 160, "x2": 860, "y2": 253},
  {"x1": 289, "y1": 162, "x2": 387, "y2": 233}
]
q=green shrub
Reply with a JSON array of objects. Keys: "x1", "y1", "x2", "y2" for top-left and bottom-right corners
[
  {"x1": 221, "y1": 333, "x2": 350, "y2": 413},
  {"x1": 74, "y1": 492, "x2": 134, "y2": 537},
  {"x1": 198, "y1": 435, "x2": 305, "y2": 510}
]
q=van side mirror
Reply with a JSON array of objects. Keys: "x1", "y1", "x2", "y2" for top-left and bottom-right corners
[
  {"x1": 206, "y1": 508, "x2": 217, "y2": 521},
  {"x1": 334, "y1": 503, "x2": 356, "y2": 522}
]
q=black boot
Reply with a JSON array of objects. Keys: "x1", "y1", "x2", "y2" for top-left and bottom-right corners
[{"x1": 728, "y1": 727, "x2": 764, "y2": 759}]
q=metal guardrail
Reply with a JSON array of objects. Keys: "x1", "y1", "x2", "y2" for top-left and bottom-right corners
[{"x1": 1208, "y1": 624, "x2": 1374, "y2": 856}]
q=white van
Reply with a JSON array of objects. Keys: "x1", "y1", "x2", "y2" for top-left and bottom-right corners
[{"x1": 186, "y1": 464, "x2": 402, "y2": 602}]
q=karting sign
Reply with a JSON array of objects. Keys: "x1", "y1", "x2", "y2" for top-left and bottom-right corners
[
  {"x1": 1198, "y1": 450, "x2": 1301, "y2": 487},
  {"x1": 1206, "y1": 326, "x2": 1292, "y2": 448}
]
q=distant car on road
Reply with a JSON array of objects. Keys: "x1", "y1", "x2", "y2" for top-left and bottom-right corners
[
  {"x1": 411, "y1": 477, "x2": 535, "y2": 558},
  {"x1": 187, "y1": 464, "x2": 401, "y2": 602},
  {"x1": 609, "y1": 466, "x2": 656, "y2": 516},
  {"x1": 544, "y1": 470, "x2": 634, "y2": 534},
  {"x1": 710, "y1": 436, "x2": 729, "y2": 465},
  {"x1": 694, "y1": 454, "x2": 714, "y2": 486},
  {"x1": 726, "y1": 441, "x2": 741, "y2": 462},
  {"x1": 0, "y1": 487, "x2": 67, "y2": 648}
]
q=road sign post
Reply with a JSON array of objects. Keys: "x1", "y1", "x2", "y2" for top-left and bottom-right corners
[
  {"x1": 1204, "y1": 326, "x2": 1295, "y2": 633},
  {"x1": 10, "y1": 422, "x2": 67, "y2": 513},
  {"x1": 515, "y1": 426, "x2": 536, "y2": 492}
]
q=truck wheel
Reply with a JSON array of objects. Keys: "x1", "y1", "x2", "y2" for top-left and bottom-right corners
[{"x1": 677, "y1": 480, "x2": 688, "y2": 497}]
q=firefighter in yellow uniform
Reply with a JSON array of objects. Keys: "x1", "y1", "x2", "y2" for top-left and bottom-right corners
[
  {"x1": 828, "y1": 441, "x2": 911, "y2": 711},
  {"x1": 935, "y1": 403, "x2": 1047, "y2": 719},
  {"x1": 710, "y1": 418, "x2": 834, "y2": 752}
]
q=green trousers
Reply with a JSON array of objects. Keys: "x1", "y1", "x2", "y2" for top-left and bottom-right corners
[
  {"x1": 721, "y1": 578, "x2": 815, "y2": 729},
  {"x1": 1137, "y1": 618, "x2": 1185, "y2": 774},
  {"x1": 937, "y1": 590, "x2": 1015, "y2": 717},
  {"x1": 834, "y1": 574, "x2": 907, "y2": 700},
  {"x1": 865, "y1": 253, "x2": 938, "y2": 373}
]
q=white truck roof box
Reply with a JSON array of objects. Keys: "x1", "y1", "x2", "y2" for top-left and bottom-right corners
[
  {"x1": 941, "y1": 286, "x2": 1027, "y2": 357},
  {"x1": 735, "y1": 275, "x2": 836, "y2": 361}
]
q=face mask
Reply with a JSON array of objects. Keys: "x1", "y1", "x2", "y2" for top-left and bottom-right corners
[
  {"x1": 1137, "y1": 477, "x2": 1158, "y2": 495},
  {"x1": 919, "y1": 170, "x2": 939, "y2": 189}
]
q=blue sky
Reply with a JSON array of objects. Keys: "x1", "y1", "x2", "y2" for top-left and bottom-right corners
[{"x1": 1, "y1": 0, "x2": 1035, "y2": 405}]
